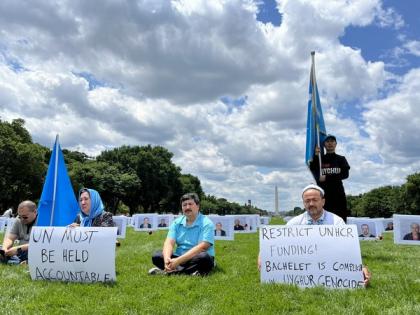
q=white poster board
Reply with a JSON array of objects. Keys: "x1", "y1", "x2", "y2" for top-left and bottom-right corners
[
  {"x1": 5, "y1": 218, "x2": 16, "y2": 235},
  {"x1": 0, "y1": 217, "x2": 7, "y2": 233},
  {"x1": 112, "y1": 216, "x2": 128, "y2": 239},
  {"x1": 260, "y1": 216, "x2": 270, "y2": 225},
  {"x1": 260, "y1": 225, "x2": 365, "y2": 289},
  {"x1": 228, "y1": 215, "x2": 255, "y2": 233},
  {"x1": 393, "y1": 214, "x2": 420, "y2": 245},
  {"x1": 29, "y1": 227, "x2": 117, "y2": 283},
  {"x1": 208, "y1": 215, "x2": 235, "y2": 241},
  {"x1": 347, "y1": 218, "x2": 383, "y2": 240},
  {"x1": 381, "y1": 218, "x2": 394, "y2": 232},
  {"x1": 133, "y1": 214, "x2": 158, "y2": 231},
  {"x1": 157, "y1": 214, "x2": 174, "y2": 230}
]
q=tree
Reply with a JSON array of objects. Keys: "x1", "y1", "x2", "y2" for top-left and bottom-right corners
[
  {"x1": 359, "y1": 186, "x2": 401, "y2": 218},
  {"x1": 401, "y1": 173, "x2": 420, "y2": 215},
  {"x1": 68, "y1": 160, "x2": 140, "y2": 214},
  {"x1": 98, "y1": 145, "x2": 182, "y2": 213},
  {"x1": 0, "y1": 119, "x2": 47, "y2": 210}
]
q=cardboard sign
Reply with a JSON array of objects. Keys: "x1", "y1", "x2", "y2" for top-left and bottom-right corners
[
  {"x1": 29, "y1": 227, "x2": 117, "y2": 283},
  {"x1": 260, "y1": 225, "x2": 365, "y2": 289}
]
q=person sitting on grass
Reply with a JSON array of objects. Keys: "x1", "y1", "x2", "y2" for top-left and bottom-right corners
[
  {"x1": 0, "y1": 200, "x2": 37, "y2": 264},
  {"x1": 258, "y1": 184, "x2": 371, "y2": 287},
  {"x1": 70, "y1": 188, "x2": 115, "y2": 227},
  {"x1": 69, "y1": 188, "x2": 119, "y2": 246},
  {"x1": 149, "y1": 193, "x2": 215, "y2": 276}
]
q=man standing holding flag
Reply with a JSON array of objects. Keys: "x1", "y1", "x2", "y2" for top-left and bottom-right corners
[{"x1": 305, "y1": 52, "x2": 350, "y2": 222}]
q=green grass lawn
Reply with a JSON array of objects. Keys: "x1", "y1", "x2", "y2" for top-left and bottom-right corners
[{"x1": 0, "y1": 218, "x2": 419, "y2": 315}]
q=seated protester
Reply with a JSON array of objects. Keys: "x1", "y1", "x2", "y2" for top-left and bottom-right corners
[
  {"x1": 0, "y1": 201, "x2": 37, "y2": 264},
  {"x1": 71, "y1": 188, "x2": 114, "y2": 227},
  {"x1": 258, "y1": 184, "x2": 371, "y2": 287},
  {"x1": 149, "y1": 193, "x2": 215, "y2": 276}
]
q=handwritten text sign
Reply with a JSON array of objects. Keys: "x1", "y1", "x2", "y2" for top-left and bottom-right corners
[
  {"x1": 260, "y1": 225, "x2": 364, "y2": 289},
  {"x1": 29, "y1": 227, "x2": 117, "y2": 283}
]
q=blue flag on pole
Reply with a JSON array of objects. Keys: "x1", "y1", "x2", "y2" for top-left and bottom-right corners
[
  {"x1": 305, "y1": 52, "x2": 327, "y2": 166},
  {"x1": 37, "y1": 135, "x2": 79, "y2": 226}
]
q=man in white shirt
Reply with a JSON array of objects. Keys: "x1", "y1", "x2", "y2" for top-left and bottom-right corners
[
  {"x1": 287, "y1": 184, "x2": 345, "y2": 226},
  {"x1": 259, "y1": 184, "x2": 370, "y2": 286}
]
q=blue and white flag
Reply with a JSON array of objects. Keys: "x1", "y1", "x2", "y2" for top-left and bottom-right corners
[
  {"x1": 305, "y1": 52, "x2": 327, "y2": 166},
  {"x1": 37, "y1": 136, "x2": 79, "y2": 226}
]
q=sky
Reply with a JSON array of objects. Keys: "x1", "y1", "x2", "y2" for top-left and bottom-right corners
[{"x1": 1, "y1": 0, "x2": 419, "y2": 212}]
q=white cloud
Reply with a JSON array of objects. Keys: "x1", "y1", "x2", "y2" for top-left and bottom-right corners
[{"x1": 0, "y1": 0, "x2": 418, "y2": 212}]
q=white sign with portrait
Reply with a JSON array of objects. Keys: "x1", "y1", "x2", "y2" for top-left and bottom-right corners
[
  {"x1": 228, "y1": 215, "x2": 256, "y2": 233},
  {"x1": 208, "y1": 215, "x2": 235, "y2": 241},
  {"x1": 157, "y1": 214, "x2": 174, "y2": 230},
  {"x1": 133, "y1": 213, "x2": 158, "y2": 231},
  {"x1": 0, "y1": 217, "x2": 7, "y2": 233},
  {"x1": 5, "y1": 218, "x2": 16, "y2": 235},
  {"x1": 393, "y1": 214, "x2": 420, "y2": 245},
  {"x1": 260, "y1": 216, "x2": 270, "y2": 225},
  {"x1": 28, "y1": 227, "x2": 117, "y2": 283},
  {"x1": 112, "y1": 216, "x2": 128, "y2": 239},
  {"x1": 382, "y1": 218, "x2": 394, "y2": 232},
  {"x1": 260, "y1": 225, "x2": 365, "y2": 289},
  {"x1": 347, "y1": 218, "x2": 383, "y2": 240}
]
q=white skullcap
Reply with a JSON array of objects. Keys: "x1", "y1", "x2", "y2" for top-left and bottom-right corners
[{"x1": 302, "y1": 184, "x2": 324, "y2": 197}]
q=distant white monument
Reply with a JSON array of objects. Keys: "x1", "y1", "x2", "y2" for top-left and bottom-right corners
[{"x1": 274, "y1": 185, "x2": 279, "y2": 215}]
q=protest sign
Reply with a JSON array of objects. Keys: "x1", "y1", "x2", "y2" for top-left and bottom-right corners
[
  {"x1": 113, "y1": 216, "x2": 128, "y2": 239},
  {"x1": 260, "y1": 225, "x2": 364, "y2": 289},
  {"x1": 393, "y1": 214, "x2": 420, "y2": 245},
  {"x1": 208, "y1": 215, "x2": 235, "y2": 241},
  {"x1": 29, "y1": 226, "x2": 117, "y2": 283},
  {"x1": 0, "y1": 217, "x2": 7, "y2": 232}
]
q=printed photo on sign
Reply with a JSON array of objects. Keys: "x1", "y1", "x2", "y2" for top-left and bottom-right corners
[
  {"x1": 0, "y1": 217, "x2": 7, "y2": 233},
  {"x1": 260, "y1": 216, "x2": 270, "y2": 225},
  {"x1": 347, "y1": 218, "x2": 382, "y2": 241},
  {"x1": 393, "y1": 214, "x2": 420, "y2": 245},
  {"x1": 157, "y1": 214, "x2": 174, "y2": 230},
  {"x1": 208, "y1": 215, "x2": 234, "y2": 241},
  {"x1": 249, "y1": 214, "x2": 261, "y2": 230},
  {"x1": 133, "y1": 214, "x2": 158, "y2": 231},
  {"x1": 382, "y1": 218, "x2": 394, "y2": 232},
  {"x1": 259, "y1": 225, "x2": 365, "y2": 289},
  {"x1": 5, "y1": 218, "x2": 16, "y2": 235},
  {"x1": 228, "y1": 215, "x2": 255, "y2": 233},
  {"x1": 112, "y1": 216, "x2": 128, "y2": 239},
  {"x1": 28, "y1": 226, "x2": 117, "y2": 283}
]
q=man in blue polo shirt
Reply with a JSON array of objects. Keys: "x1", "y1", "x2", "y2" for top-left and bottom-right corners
[{"x1": 149, "y1": 193, "x2": 215, "y2": 276}]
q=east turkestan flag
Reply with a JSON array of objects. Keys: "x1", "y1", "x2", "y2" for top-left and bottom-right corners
[
  {"x1": 305, "y1": 52, "x2": 327, "y2": 166},
  {"x1": 37, "y1": 135, "x2": 79, "y2": 226}
]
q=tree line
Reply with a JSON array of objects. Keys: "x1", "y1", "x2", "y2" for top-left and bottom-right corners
[
  {"x1": 0, "y1": 118, "x2": 267, "y2": 216},
  {"x1": 347, "y1": 173, "x2": 420, "y2": 217}
]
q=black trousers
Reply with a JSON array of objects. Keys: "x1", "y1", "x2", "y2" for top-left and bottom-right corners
[{"x1": 152, "y1": 250, "x2": 214, "y2": 275}]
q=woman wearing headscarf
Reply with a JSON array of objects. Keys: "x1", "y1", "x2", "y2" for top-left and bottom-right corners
[{"x1": 71, "y1": 188, "x2": 115, "y2": 227}]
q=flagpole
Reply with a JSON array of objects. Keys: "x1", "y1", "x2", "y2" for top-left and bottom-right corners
[
  {"x1": 50, "y1": 134, "x2": 59, "y2": 226},
  {"x1": 311, "y1": 51, "x2": 323, "y2": 181}
]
